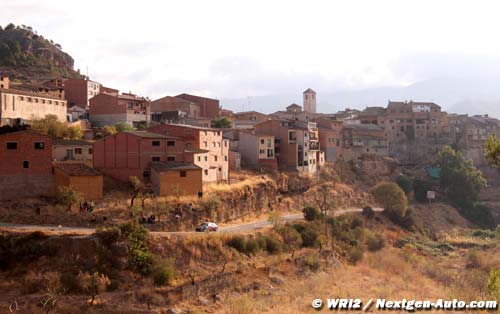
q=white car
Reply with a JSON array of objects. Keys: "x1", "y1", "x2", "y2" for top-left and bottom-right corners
[{"x1": 195, "y1": 222, "x2": 219, "y2": 232}]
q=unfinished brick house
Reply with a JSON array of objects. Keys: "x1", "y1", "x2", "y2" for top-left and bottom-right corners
[
  {"x1": 0, "y1": 131, "x2": 54, "y2": 200},
  {"x1": 92, "y1": 131, "x2": 185, "y2": 182},
  {"x1": 64, "y1": 78, "x2": 101, "y2": 108},
  {"x1": 147, "y1": 124, "x2": 229, "y2": 182},
  {"x1": 151, "y1": 96, "x2": 201, "y2": 122},
  {"x1": 89, "y1": 92, "x2": 151, "y2": 127}
]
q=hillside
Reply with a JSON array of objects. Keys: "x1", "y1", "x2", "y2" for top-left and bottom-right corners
[{"x1": 0, "y1": 23, "x2": 83, "y2": 82}]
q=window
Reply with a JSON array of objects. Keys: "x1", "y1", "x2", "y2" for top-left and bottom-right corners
[
  {"x1": 152, "y1": 156, "x2": 161, "y2": 162},
  {"x1": 260, "y1": 149, "x2": 265, "y2": 154},
  {"x1": 88, "y1": 148, "x2": 93, "y2": 154},
  {"x1": 6, "y1": 142, "x2": 17, "y2": 150},
  {"x1": 197, "y1": 156, "x2": 201, "y2": 162},
  {"x1": 152, "y1": 140, "x2": 161, "y2": 147},
  {"x1": 203, "y1": 141, "x2": 208, "y2": 147},
  {"x1": 180, "y1": 171, "x2": 187, "y2": 177},
  {"x1": 212, "y1": 142, "x2": 216, "y2": 147},
  {"x1": 214, "y1": 156, "x2": 218, "y2": 162},
  {"x1": 224, "y1": 156, "x2": 228, "y2": 161},
  {"x1": 167, "y1": 140, "x2": 175, "y2": 146},
  {"x1": 33, "y1": 141, "x2": 45, "y2": 150},
  {"x1": 204, "y1": 156, "x2": 208, "y2": 161},
  {"x1": 218, "y1": 167, "x2": 222, "y2": 172},
  {"x1": 204, "y1": 169, "x2": 208, "y2": 175},
  {"x1": 167, "y1": 156, "x2": 176, "y2": 161},
  {"x1": 23, "y1": 160, "x2": 29, "y2": 168},
  {"x1": 224, "y1": 141, "x2": 227, "y2": 147},
  {"x1": 143, "y1": 170, "x2": 150, "y2": 178},
  {"x1": 260, "y1": 139, "x2": 265, "y2": 144},
  {"x1": 128, "y1": 102, "x2": 133, "y2": 109},
  {"x1": 74, "y1": 148, "x2": 82, "y2": 155}
]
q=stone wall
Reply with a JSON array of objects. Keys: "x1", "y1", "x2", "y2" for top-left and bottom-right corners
[{"x1": 0, "y1": 174, "x2": 54, "y2": 200}]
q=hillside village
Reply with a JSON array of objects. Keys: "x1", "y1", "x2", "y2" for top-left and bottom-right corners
[
  {"x1": 2, "y1": 23, "x2": 500, "y2": 314},
  {"x1": 1, "y1": 71, "x2": 500, "y2": 202}
]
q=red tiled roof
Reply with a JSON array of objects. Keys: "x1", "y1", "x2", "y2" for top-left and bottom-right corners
[{"x1": 54, "y1": 163, "x2": 102, "y2": 176}]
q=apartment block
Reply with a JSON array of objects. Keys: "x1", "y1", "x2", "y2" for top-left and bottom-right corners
[
  {"x1": 148, "y1": 124, "x2": 229, "y2": 182},
  {"x1": 0, "y1": 88, "x2": 67, "y2": 126},
  {"x1": 93, "y1": 131, "x2": 187, "y2": 182},
  {"x1": 0, "y1": 131, "x2": 54, "y2": 199},
  {"x1": 254, "y1": 119, "x2": 321, "y2": 174},
  {"x1": 89, "y1": 92, "x2": 151, "y2": 127}
]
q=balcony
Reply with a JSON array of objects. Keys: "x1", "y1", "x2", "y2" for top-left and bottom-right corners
[{"x1": 309, "y1": 142, "x2": 320, "y2": 150}]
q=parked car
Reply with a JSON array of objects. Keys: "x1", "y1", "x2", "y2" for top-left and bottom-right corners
[{"x1": 195, "y1": 222, "x2": 219, "y2": 232}]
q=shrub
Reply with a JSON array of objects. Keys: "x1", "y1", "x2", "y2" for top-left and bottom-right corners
[
  {"x1": 362, "y1": 206, "x2": 375, "y2": 219},
  {"x1": 471, "y1": 229, "x2": 496, "y2": 238},
  {"x1": 96, "y1": 226, "x2": 121, "y2": 247},
  {"x1": 153, "y1": 258, "x2": 176, "y2": 286},
  {"x1": 348, "y1": 246, "x2": 365, "y2": 265},
  {"x1": 396, "y1": 175, "x2": 413, "y2": 194},
  {"x1": 263, "y1": 235, "x2": 282, "y2": 254},
  {"x1": 496, "y1": 225, "x2": 500, "y2": 238},
  {"x1": 278, "y1": 226, "x2": 302, "y2": 257},
  {"x1": 366, "y1": 234, "x2": 385, "y2": 252},
  {"x1": 303, "y1": 254, "x2": 321, "y2": 271},
  {"x1": 466, "y1": 251, "x2": 482, "y2": 269},
  {"x1": 79, "y1": 272, "x2": 111, "y2": 306},
  {"x1": 119, "y1": 221, "x2": 148, "y2": 243},
  {"x1": 293, "y1": 223, "x2": 320, "y2": 247},
  {"x1": 458, "y1": 204, "x2": 496, "y2": 229},
  {"x1": 488, "y1": 269, "x2": 500, "y2": 303},
  {"x1": 21, "y1": 272, "x2": 45, "y2": 294},
  {"x1": 56, "y1": 185, "x2": 83, "y2": 212},
  {"x1": 245, "y1": 238, "x2": 260, "y2": 255},
  {"x1": 350, "y1": 216, "x2": 364, "y2": 229},
  {"x1": 129, "y1": 247, "x2": 154, "y2": 275},
  {"x1": 370, "y1": 182, "x2": 407, "y2": 218},
  {"x1": 302, "y1": 206, "x2": 321, "y2": 221},
  {"x1": 228, "y1": 236, "x2": 247, "y2": 253}
]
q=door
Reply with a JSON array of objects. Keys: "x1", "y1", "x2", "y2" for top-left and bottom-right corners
[{"x1": 66, "y1": 149, "x2": 74, "y2": 160}]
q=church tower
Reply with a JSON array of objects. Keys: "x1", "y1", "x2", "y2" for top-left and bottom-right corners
[{"x1": 303, "y1": 88, "x2": 316, "y2": 113}]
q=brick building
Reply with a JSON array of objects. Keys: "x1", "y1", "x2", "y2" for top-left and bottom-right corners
[
  {"x1": 175, "y1": 94, "x2": 219, "y2": 118},
  {"x1": 315, "y1": 117, "x2": 344, "y2": 162},
  {"x1": 0, "y1": 75, "x2": 10, "y2": 89},
  {"x1": 0, "y1": 88, "x2": 67, "y2": 126},
  {"x1": 254, "y1": 119, "x2": 321, "y2": 174},
  {"x1": 89, "y1": 92, "x2": 151, "y2": 127},
  {"x1": 150, "y1": 163, "x2": 202, "y2": 197},
  {"x1": 151, "y1": 96, "x2": 201, "y2": 120},
  {"x1": 148, "y1": 124, "x2": 229, "y2": 182},
  {"x1": 54, "y1": 163, "x2": 103, "y2": 200},
  {"x1": 93, "y1": 131, "x2": 187, "y2": 181},
  {"x1": 64, "y1": 78, "x2": 101, "y2": 108},
  {"x1": 0, "y1": 131, "x2": 54, "y2": 199}
]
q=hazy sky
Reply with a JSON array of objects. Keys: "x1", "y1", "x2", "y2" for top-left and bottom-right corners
[{"x1": 3, "y1": 0, "x2": 500, "y2": 101}]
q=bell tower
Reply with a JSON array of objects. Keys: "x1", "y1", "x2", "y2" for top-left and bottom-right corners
[{"x1": 303, "y1": 88, "x2": 316, "y2": 113}]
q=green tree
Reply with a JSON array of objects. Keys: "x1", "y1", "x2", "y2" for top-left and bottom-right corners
[
  {"x1": 370, "y1": 182, "x2": 408, "y2": 218},
  {"x1": 30, "y1": 115, "x2": 82, "y2": 140},
  {"x1": 115, "y1": 122, "x2": 134, "y2": 132},
  {"x1": 485, "y1": 134, "x2": 500, "y2": 168},
  {"x1": 56, "y1": 186, "x2": 83, "y2": 212},
  {"x1": 302, "y1": 206, "x2": 321, "y2": 221},
  {"x1": 438, "y1": 146, "x2": 486, "y2": 206},
  {"x1": 211, "y1": 117, "x2": 232, "y2": 128},
  {"x1": 102, "y1": 125, "x2": 117, "y2": 136}
]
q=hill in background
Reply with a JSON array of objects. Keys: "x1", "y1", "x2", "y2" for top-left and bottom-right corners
[{"x1": 0, "y1": 23, "x2": 83, "y2": 82}]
